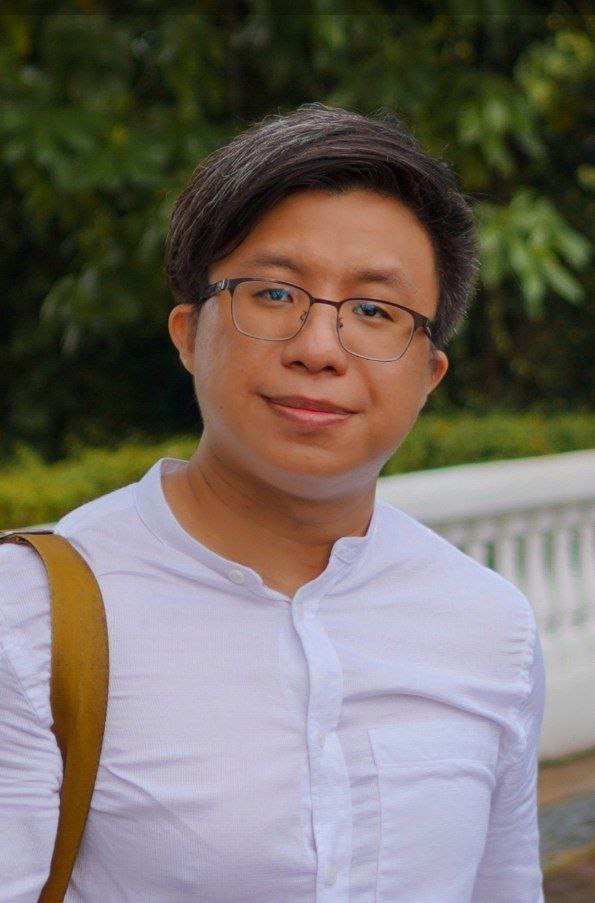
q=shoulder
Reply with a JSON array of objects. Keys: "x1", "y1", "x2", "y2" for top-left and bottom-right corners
[
  {"x1": 0, "y1": 477, "x2": 138, "y2": 587},
  {"x1": 377, "y1": 499, "x2": 529, "y2": 592},
  {"x1": 0, "y1": 480, "x2": 137, "y2": 723},
  {"x1": 376, "y1": 501, "x2": 542, "y2": 751},
  {"x1": 0, "y1": 539, "x2": 53, "y2": 725},
  {"x1": 52, "y1": 481, "x2": 142, "y2": 577},
  {"x1": 375, "y1": 498, "x2": 537, "y2": 649},
  {"x1": 53, "y1": 480, "x2": 136, "y2": 538}
]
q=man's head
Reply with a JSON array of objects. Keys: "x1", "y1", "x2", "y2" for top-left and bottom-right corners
[{"x1": 166, "y1": 104, "x2": 478, "y2": 500}]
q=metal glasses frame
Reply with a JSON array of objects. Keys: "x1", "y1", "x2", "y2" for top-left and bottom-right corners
[{"x1": 198, "y1": 276, "x2": 434, "y2": 362}]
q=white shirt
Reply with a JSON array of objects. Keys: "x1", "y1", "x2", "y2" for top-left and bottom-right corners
[{"x1": 0, "y1": 456, "x2": 546, "y2": 902}]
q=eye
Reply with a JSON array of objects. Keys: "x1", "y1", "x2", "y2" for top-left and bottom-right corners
[
  {"x1": 257, "y1": 287, "x2": 293, "y2": 303},
  {"x1": 352, "y1": 301, "x2": 393, "y2": 320}
]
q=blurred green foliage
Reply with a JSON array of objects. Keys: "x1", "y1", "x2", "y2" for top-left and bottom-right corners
[
  {"x1": 1, "y1": 411, "x2": 593, "y2": 530},
  {"x1": 0, "y1": 435, "x2": 198, "y2": 529},
  {"x1": 380, "y1": 410, "x2": 595, "y2": 475},
  {"x1": 1, "y1": 4, "x2": 593, "y2": 463}
]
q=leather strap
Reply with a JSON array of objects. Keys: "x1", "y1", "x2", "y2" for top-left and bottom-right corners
[{"x1": 0, "y1": 530, "x2": 109, "y2": 902}]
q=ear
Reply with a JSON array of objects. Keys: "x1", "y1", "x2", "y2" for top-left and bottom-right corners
[
  {"x1": 168, "y1": 304, "x2": 198, "y2": 375},
  {"x1": 418, "y1": 349, "x2": 449, "y2": 412}
]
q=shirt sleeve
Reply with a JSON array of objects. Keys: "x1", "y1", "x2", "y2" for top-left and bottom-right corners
[
  {"x1": 471, "y1": 611, "x2": 546, "y2": 903},
  {"x1": 0, "y1": 545, "x2": 62, "y2": 902}
]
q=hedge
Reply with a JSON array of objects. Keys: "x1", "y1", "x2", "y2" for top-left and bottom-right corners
[
  {"x1": 380, "y1": 411, "x2": 595, "y2": 475},
  {"x1": 1, "y1": 413, "x2": 593, "y2": 530}
]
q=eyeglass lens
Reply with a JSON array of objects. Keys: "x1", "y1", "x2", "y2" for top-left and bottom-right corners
[{"x1": 231, "y1": 280, "x2": 415, "y2": 362}]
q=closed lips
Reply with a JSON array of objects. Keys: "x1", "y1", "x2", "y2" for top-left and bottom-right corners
[{"x1": 265, "y1": 396, "x2": 354, "y2": 414}]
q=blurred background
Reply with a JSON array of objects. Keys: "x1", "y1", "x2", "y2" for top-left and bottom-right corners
[
  {"x1": 1, "y1": 5, "x2": 594, "y2": 896},
  {"x1": 1, "y1": 5, "x2": 593, "y2": 465}
]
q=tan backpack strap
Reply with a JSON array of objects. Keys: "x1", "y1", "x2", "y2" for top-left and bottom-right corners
[{"x1": 0, "y1": 530, "x2": 109, "y2": 903}]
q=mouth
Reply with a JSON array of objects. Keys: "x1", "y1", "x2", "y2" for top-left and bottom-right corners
[
  {"x1": 262, "y1": 395, "x2": 355, "y2": 429},
  {"x1": 263, "y1": 395, "x2": 355, "y2": 414}
]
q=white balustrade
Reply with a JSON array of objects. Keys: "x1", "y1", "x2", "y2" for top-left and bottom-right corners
[{"x1": 377, "y1": 448, "x2": 595, "y2": 761}]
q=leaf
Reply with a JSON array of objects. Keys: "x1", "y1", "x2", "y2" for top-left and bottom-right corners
[
  {"x1": 554, "y1": 228, "x2": 591, "y2": 269},
  {"x1": 541, "y1": 257, "x2": 584, "y2": 304}
]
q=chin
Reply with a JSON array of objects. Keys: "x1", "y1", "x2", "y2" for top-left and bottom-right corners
[{"x1": 257, "y1": 450, "x2": 372, "y2": 497}]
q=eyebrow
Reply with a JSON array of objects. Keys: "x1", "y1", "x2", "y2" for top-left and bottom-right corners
[{"x1": 239, "y1": 252, "x2": 417, "y2": 295}]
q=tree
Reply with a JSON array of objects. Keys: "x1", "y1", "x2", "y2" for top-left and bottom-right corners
[{"x1": 0, "y1": 4, "x2": 592, "y2": 460}]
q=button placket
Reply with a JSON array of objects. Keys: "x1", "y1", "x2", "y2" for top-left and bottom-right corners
[
  {"x1": 291, "y1": 596, "x2": 352, "y2": 900},
  {"x1": 324, "y1": 865, "x2": 338, "y2": 886}
]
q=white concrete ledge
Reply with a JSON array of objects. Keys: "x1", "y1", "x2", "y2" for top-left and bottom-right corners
[{"x1": 376, "y1": 448, "x2": 595, "y2": 523}]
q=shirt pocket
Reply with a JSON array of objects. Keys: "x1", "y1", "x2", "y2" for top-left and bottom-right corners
[{"x1": 368, "y1": 719, "x2": 500, "y2": 903}]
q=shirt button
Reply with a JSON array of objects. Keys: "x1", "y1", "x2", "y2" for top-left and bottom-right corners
[
  {"x1": 294, "y1": 601, "x2": 305, "y2": 620},
  {"x1": 228, "y1": 569, "x2": 245, "y2": 585},
  {"x1": 324, "y1": 865, "x2": 337, "y2": 886},
  {"x1": 316, "y1": 729, "x2": 326, "y2": 748}
]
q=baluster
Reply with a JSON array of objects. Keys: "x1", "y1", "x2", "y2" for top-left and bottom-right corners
[
  {"x1": 525, "y1": 509, "x2": 556, "y2": 667},
  {"x1": 494, "y1": 514, "x2": 521, "y2": 585},
  {"x1": 552, "y1": 506, "x2": 584, "y2": 669},
  {"x1": 466, "y1": 519, "x2": 496, "y2": 567},
  {"x1": 578, "y1": 503, "x2": 595, "y2": 656}
]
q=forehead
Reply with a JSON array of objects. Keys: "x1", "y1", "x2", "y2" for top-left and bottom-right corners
[{"x1": 220, "y1": 188, "x2": 439, "y2": 310}]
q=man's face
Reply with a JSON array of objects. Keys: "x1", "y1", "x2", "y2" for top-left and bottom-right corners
[{"x1": 169, "y1": 188, "x2": 448, "y2": 500}]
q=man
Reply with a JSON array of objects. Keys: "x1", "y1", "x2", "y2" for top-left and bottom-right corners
[{"x1": 0, "y1": 104, "x2": 545, "y2": 901}]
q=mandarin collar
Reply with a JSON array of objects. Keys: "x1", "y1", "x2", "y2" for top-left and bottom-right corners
[{"x1": 133, "y1": 457, "x2": 381, "y2": 599}]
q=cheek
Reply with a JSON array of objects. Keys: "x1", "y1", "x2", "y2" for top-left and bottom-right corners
[
  {"x1": 192, "y1": 322, "x2": 257, "y2": 423},
  {"x1": 193, "y1": 304, "x2": 230, "y2": 380},
  {"x1": 368, "y1": 367, "x2": 426, "y2": 442}
]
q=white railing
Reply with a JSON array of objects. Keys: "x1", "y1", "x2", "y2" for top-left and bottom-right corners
[{"x1": 376, "y1": 448, "x2": 595, "y2": 761}]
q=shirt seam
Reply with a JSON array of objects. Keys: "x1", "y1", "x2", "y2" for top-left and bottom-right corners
[
  {"x1": 497, "y1": 600, "x2": 538, "y2": 775},
  {"x1": 54, "y1": 494, "x2": 136, "y2": 543},
  {"x1": 0, "y1": 627, "x2": 48, "y2": 728}
]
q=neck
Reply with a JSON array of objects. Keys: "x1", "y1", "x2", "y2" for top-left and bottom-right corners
[{"x1": 162, "y1": 439, "x2": 377, "y2": 589}]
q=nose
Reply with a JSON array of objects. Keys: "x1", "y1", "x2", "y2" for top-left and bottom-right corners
[{"x1": 280, "y1": 298, "x2": 348, "y2": 372}]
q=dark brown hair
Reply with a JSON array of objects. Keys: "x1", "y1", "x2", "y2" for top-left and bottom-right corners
[{"x1": 165, "y1": 103, "x2": 479, "y2": 351}]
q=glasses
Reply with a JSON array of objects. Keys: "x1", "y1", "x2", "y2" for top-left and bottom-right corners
[{"x1": 198, "y1": 276, "x2": 434, "y2": 363}]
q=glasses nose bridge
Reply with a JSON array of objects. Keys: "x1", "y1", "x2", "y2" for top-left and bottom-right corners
[
  {"x1": 296, "y1": 294, "x2": 345, "y2": 343},
  {"x1": 302, "y1": 294, "x2": 343, "y2": 326}
]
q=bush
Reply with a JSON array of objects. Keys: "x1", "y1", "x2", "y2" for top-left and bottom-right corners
[
  {"x1": 0, "y1": 413, "x2": 593, "y2": 530},
  {"x1": 0, "y1": 437, "x2": 197, "y2": 530},
  {"x1": 381, "y1": 411, "x2": 595, "y2": 475}
]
